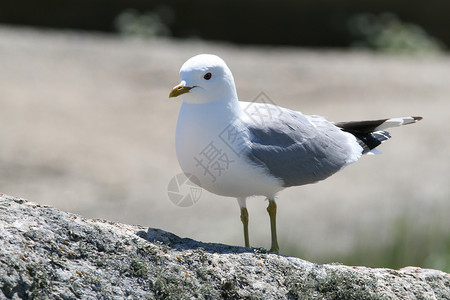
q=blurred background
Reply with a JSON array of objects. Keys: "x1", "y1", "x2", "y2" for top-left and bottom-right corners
[{"x1": 0, "y1": 1, "x2": 449, "y2": 272}]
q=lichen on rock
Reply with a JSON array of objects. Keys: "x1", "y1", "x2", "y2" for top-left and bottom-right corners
[{"x1": 0, "y1": 194, "x2": 448, "y2": 299}]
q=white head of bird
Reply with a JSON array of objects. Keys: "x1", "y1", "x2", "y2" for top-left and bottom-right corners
[{"x1": 169, "y1": 54, "x2": 238, "y2": 105}]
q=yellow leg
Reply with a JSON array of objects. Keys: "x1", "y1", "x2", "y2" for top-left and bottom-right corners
[
  {"x1": 267, "y1": 199, "x2": 279, "y2": 253},
  {"x1": 240, "y1": 207, "x2": 250, "y2": 248},
  {"x1": 237, "y1": 198, "x2": 250, "y2": 248}
]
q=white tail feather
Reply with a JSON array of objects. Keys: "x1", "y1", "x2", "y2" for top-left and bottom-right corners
[{"x1": 374, "y1": 117, "x2": 422, "y2": 131}]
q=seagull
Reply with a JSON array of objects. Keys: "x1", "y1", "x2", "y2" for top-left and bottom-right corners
[{"x1": 169, "y1": 54, "x2": 422, "y2": 253}]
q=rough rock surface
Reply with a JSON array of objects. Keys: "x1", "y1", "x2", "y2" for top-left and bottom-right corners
[{"x1": 0, "y1": 194, "x2": 449, "y2": 300}]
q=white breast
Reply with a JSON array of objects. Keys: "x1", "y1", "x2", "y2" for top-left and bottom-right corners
[{"x1": 175, "y1": 101, "x2": 283, "y2": 198}]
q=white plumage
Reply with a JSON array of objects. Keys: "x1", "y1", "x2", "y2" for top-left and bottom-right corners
[{"x1": 169, "y1": 54, "x2": 422, "y2": 253}]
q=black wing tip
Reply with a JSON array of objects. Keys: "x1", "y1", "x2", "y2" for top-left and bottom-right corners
[
  {"x1": 353, "y1": 130, "x2": 391, "y2": 154},
  {"x1": 413, "y1": 116, "x2": 423, "y2": 122}
]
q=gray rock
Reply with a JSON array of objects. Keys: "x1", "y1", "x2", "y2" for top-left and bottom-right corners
[{"x1": 0, "y1": 194, "x2": 448, "y2": 299}]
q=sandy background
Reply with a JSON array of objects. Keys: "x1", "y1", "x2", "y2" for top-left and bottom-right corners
[{"x1": 0, "y1": 26, "x2": 448, "y2": 263}]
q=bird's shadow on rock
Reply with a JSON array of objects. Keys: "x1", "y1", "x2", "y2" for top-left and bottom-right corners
[{"x1": 137, "y1": 228, "x2": 266, "y2": 255}]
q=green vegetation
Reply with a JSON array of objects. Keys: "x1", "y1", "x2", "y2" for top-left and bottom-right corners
[
  {"x1": 114, "y1": 7, "x2": 174, "y2": 38},
  {"x1": 348, "y1": 13, "x2": 445, "y2": 54},
  {"x1": 287, "y1": 215, "x2": 450, "y2": 273},
  {"x1": 346, "y1": 218, "x2": 450, "y2": 272}
]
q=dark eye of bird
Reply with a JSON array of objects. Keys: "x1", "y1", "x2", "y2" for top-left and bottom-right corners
[{"x1": 203, "y1": 72, "x2": 212, "y2": 80}]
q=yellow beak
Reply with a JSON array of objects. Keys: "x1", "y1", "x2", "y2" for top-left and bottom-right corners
[{"x1": 169, "y1": 81, "x2": 193, "y2": 98}]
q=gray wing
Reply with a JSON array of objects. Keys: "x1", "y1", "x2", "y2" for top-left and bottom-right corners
[{"x1": 243, "y1": 105, "x2": 361, "y2": 187}]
